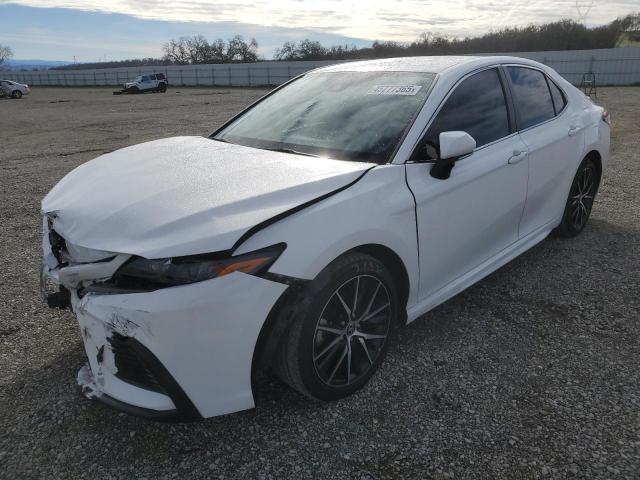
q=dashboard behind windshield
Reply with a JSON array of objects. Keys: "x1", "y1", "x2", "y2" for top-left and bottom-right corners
[{"x1": 213, "y1": 71, "x2": 436, "y2": 163}]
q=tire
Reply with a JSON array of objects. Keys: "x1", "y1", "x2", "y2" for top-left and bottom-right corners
[
  {"x1": 159, "y1": 83, "x2": 167, "y2": 93},
  {"x1": 11, "y1": 90, "x2": 22, "y2": 99},
  {"x1": 275, "y1": 252, "x2": 398, "y2": 401},
  {"x1": 128, "y1": 86, "x2": 139, "y2": 94},
  {"x1": 555, "y1": 156, "x2": 600, "y2": 237}
]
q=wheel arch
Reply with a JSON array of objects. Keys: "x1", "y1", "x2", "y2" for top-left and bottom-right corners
[
  {"x1": 351, "y1": 243, "x2": 410, "y2": 324},
  {"x1": 584, "y1": 149, "x2": 602, "y2": 181},
  {"x1": 250, "y1": 243, "x2": 410, "y2": 393}
]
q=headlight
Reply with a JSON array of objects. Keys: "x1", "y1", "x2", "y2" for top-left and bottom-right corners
[{"x1": 112, "y1": 243, "x2": 285, "y2": 289}]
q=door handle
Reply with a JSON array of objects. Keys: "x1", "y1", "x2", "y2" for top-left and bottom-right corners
[
  {"x1": 568, "y1": 125, "x2": 580, "y2": 136},
  {"x1": 508, "y1": 150, "x2": 527, "y2": 165}
]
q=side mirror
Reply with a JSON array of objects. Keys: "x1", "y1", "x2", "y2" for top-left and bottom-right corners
[{"x1": 430, "y1": 131, "x2": 476, "y2": 180}]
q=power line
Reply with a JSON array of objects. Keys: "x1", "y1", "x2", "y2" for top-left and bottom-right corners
[{"x1": 575, "y1": 1, "x2": 595, "y2": 25}]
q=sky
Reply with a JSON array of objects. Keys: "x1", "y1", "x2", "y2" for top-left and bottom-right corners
[{"x1": 0, "y1": 0, "x2": 638, "y2": 62}]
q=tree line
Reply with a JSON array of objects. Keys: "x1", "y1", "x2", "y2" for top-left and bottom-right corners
[
  {"x1": 162, "y1": 35, "x2": 258, "y2": 64},
  {"x1": 45, "y1": 12, "x2": 640, "y2": 70},
  {"x1": 275, "y1": 14, "x2": 639, "y2": 61},
  {"x1": 55, "y1": 35, "x2": 259, "y2": 70}
]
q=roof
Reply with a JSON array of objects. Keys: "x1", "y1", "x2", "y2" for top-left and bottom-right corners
[{"x1": 317, "y1": 55, "x2": 541, "y2": 74}]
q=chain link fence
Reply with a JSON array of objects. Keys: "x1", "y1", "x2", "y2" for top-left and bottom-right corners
[{"x1": 6, "y1": 47, "x2": 640, "y2": 87}]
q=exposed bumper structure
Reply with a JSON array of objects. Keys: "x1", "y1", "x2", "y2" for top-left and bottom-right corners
[
  {"x1": 42, "y1": 213, "x2": 289, "y2": 420},
  {"x1": 70, "y1": 273, "x2": 287, "y2": 419}
]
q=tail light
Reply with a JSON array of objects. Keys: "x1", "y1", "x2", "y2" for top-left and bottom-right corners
[{"x1": 602, "y1": 110, "x2": 611, "y2": 125}]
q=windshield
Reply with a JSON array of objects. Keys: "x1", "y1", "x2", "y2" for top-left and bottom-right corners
[{"x1": 213, "y1": 71, "x2": 436, "y2": 163}]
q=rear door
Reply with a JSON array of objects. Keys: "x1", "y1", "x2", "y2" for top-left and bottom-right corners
[
  {"x1": 406, "y1": 67, "x2": 529, "y2": 299},
  {"x1": 505, "y1": 66, "x2": 584, "y2": 237}
]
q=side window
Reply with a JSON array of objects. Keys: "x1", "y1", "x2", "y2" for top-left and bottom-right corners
[
  {"x1": 548, "y1": 79, "x2": 567, "y2": 115},
  {"x1": 420, "y1": 68, "x2": 510, "y2": 159},
  {"x1": 507, "y1": 67, "x2": 555, "y2": 130},
  {"x1": 141, "y1": 76, "x2": 149, "y2": 82},
  {"x1": 156, "y1": 73, "x2": 165, "y2": 80}
]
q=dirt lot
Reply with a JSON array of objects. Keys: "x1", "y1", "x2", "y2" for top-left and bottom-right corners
[{"x1": 1, "y1": 87, "x2": 639, "y2": 479}]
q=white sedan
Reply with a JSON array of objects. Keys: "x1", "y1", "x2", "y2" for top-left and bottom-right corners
[
  {"x1": 41, "y1": 56, "x2": 610, "y2": 421},
  {"x1": 1, "y1": 79, "x2": 30, "y2": 98}
]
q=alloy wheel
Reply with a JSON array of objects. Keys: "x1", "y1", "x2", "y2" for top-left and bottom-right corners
[
  {"x1": 570, "y1": 165, "x2": 596, "y2": 230},
  {"x1": 312, "y1": 275, "x2": 391, "y2": 387}
]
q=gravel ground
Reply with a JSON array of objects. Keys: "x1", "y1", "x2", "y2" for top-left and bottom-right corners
[{"x1": 1, "y1": 86, "x2": 639, "y2": 479}]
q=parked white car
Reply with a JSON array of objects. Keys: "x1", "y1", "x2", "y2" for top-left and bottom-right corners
[
  {"x1": 123, "y1": 73, "x2": 167, "y2": 93},
  {"x1": 1, "y1": 79, "x2": 30, "y2": 98},
  {"x1": 41, "y1": 56, "x2": 610, "y2": 421}
]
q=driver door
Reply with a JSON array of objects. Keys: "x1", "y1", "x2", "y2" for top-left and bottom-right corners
[
  {"x1": 139, "y1": 75, "x2": 152, "y2": 90},
  {"x1": 405, "y1": 67, "x2": 529, "y2": 300}
]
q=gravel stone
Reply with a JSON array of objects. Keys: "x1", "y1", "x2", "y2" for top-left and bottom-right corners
[{"x1": 0, "y1": 86, "x2": 639, "y2": 479}]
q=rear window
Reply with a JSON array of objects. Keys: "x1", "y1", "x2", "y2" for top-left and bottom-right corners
[
  {"x1": 507, "y1": 66, "x2": 555, "y2": 130},
  {"x1": 548, "y1": 80, "x2": 567, "y2": 114}
]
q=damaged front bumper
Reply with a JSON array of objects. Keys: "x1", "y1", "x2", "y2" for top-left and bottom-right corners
[
  {"x1": 69, "y1": 274, "x2": 287, "y2": 420},
  {"x1": 41, "y1": 219, "x2": 288, "y2": 421}
]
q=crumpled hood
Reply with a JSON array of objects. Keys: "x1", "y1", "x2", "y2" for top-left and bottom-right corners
[{"x1": 42, "y1": 136, "x2": 372, "y2": 258}]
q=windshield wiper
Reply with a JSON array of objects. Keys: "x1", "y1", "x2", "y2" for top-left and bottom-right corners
[{"x1": 263, "y1": 147, "x2": 320, "y2": 158}]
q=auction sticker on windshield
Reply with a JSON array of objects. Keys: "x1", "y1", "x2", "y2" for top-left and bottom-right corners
[{"x1": 367, "y1": 85, "x2": 423, "y2": 95}]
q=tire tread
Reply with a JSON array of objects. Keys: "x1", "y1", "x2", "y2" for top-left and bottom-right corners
[{"x1": 274, "y1": 251, "x2": 387, "y2": 401}]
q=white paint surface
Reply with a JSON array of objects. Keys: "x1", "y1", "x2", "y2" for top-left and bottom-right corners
[
  {"x1": 42, "y1": 136, "x2": 372, "y2": 258},
  {"x1": 41, "y1": 56, "x2": 610, "y2": 419}
]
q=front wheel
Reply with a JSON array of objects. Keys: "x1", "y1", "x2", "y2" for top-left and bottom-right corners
[
  {"x1": 555, "y1": 156, "x2": 600, "y2": 237},
  {"x1": 275, "y1": 252, "x2": 398, "y2": 401},
  {"x1": 11, "y1": 90, "x2": 22, "y2": 99}
]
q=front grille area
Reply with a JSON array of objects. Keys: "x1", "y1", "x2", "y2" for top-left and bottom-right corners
[
  {"x1": 109, "y1": 333, "x2": 167, "y2": 394},
  {"x1": 49, "y1": 229, "x2": 67, "y2": 265}
]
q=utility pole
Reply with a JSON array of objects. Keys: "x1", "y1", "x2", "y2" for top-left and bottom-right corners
[{"x1": 575, "y1": 1, "x2": 595, "y2": 25}]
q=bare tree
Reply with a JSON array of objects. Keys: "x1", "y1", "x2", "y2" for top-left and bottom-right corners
[
  {"x1": 162, "y1": 37, "x2": 190, "y2": 64},
  {"x1": 185, "y1": 35, "x2": 211, "y2": 63},
  {"x1": 209, "y1": 38, "x2": 228, "y2": 63},
  {"x1": 274, "y1": 41, "x2": 298, "y2": 60},
  {"x1": 226, "y1": 35, "x2": 259, "y2": 62},
  {"x1": 163, "y1": 35, "x2": 258, "y2": 64},
  {"x1": 0, "y1": 44, "x2": 14, "y2": 66}
]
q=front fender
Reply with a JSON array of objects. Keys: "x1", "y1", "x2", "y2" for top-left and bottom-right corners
[{"x1": 235, "y1": 165, "x2": 420, "y2": 308}]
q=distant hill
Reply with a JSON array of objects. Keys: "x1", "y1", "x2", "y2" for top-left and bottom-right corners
[
  {"x1": 54, "y1": 58, "x2": 168, "y2": 70},
  {"x1": 2, "y1": 59, "x2": 71, "y2": 71}
]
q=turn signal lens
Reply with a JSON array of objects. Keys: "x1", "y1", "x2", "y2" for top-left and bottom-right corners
[{"x1": 215, "y1": 256, "x2": 274, "y2": 277}]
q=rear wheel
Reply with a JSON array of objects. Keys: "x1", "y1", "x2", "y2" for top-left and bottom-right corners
[
  {"x1": 11, "y1": 90, "x2": 22, "y2": 99},
  {"x1": 275, "y1": 252, "x2": 398, "y2": 401},
  {"x1": 556, "y1": 156, "x2": 600, "y2": 237}
]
